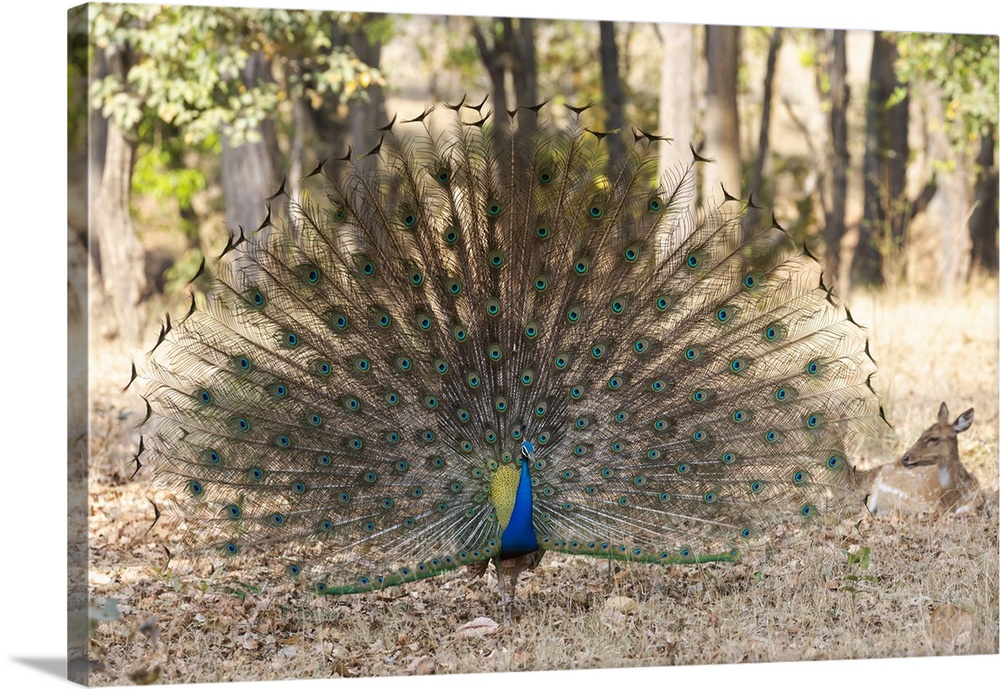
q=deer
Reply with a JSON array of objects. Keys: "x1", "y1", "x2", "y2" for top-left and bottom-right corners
[{"x1": 861, "y1": 403, "x2": 982, "y2": 516}]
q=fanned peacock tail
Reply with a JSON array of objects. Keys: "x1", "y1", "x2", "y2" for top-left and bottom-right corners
[{"x1": 134, "y1": 99, "x2": 884, "y2": 597}]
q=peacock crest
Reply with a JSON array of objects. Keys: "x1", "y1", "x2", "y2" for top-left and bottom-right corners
[{"x1": 131, "y1": 98, "x2": 884, "y2": 600}]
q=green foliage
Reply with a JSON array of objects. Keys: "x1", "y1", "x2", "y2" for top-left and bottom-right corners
[
  {"x1": 896, "y1": 34, "x2": 999, "y2": 148},
  {"x1": 132, "y1": 146, "x2": 206, "y2": 211},
  {"x1": 89, "y1": 4, "x2": 383, "y2": 147}
]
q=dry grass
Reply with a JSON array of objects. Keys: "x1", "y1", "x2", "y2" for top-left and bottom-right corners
[{"x1": 83, "y1": 279, "x2": 999, "y2": 685}]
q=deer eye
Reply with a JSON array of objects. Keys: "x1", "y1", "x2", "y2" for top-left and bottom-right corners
[{"x1": 927, "y1": 436, "x2": 940, "y2": 443}]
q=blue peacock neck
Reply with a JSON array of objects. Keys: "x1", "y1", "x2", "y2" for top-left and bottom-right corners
[{"x1": 489, "y1": 443, "x2": 539, "y2": 559}]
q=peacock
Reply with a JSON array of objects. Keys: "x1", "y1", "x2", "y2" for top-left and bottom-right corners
[{"x1": 130, "y1": 98, "x2": 884, "y2": 609}]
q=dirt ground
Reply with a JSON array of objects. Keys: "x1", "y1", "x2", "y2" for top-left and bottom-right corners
[{"x1": 79, "y1": 278, "x2": 999, "y2": 685}]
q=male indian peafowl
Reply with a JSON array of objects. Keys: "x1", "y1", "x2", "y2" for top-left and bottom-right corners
[{"x1": 131, "y1": 98, "x2": 884, "y2": 608}]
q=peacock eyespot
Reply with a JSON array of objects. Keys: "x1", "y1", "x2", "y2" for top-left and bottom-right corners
[
  {"x1": 408, "y1": 268, "x2": 424, "y2": 286},
  {"x1": 623, "y1": 245, "x2": 639, "y2": 262},
  {"x1": 246, "y1": 289, "x2": 266, "y2": 309},
  {"x1": 274, "y1": 434, "x2": 291, "y2": 448},
  {"x1": 609, "y1": 376, "x2": 623, "y2": 390},
  {"x1": 248, "y1": 467, "x2": 264, "y2": 481},
  {"x1": 651, "y1": 379, "x2": 665, "y2": 392},
  {"x1": 574, "y1": 258, "x2": 590, "y2": 275},
  {"x1": 496, "y1": 397, "x2": 508, "y2": 412},
  {"x1": 436, "y1": 167, "x2": 452, "y2": 184},
  {"x1": 488, "y1": 345, "x2": 503, "y2": 362},
  {"x1": 453, "y1": 326, "x2": 468, "y2": 342},
  {"x1": 566, "y1": 307, "x2": 582, "y2": 323},
  {"x1": 444, "y1": 227, "x2": 459, "y2": 244},
  {"x1": 282, "y1": 331, "x2": 300, "y2": 348},
  {"x1": 355, "y1": 358, "x2": 370, "y2": 373},
  {"x1": 805, "y1": 414, "x2": 822, "y2": 429},
  {"x1": 466, "y1": 372, "x2": 481, "y2": 388},
  {"x1": 648, "y1": 196, "x2": 663, "y2": 213},
  {"x1": 692, "y1": 430, "x2": 707, "y2": 442},
  {"x1": 348, "y1": 437, "x2": 363, "y2": 450},
  {"x1": 576, "y1": 416, "x2": 589, "y2": 429},
  {"x1": 538, "y1": 432, "x2": 550, "y2": 444},
  {"x1": 807, "y1": 360, "x2": 822, "y2": 376},
  {"x1": 360, "y1": 261, "x2": 375, "y2": 277},
  {"x1": 226, "y1": 505, "x2": 242, "y2": 519},
  {"x1": 647, "y1": 449, "x2": 661, "y2": 460},
  {"x1": 234, "y1": 356, "x2": 252, "y2": 372},
  {"x1": 732, "y1": 410, "x2": 748, "y2": 423},
  {"x1": 722, "y1": 452, "x2": 737, "y2": 464},
  {"x1": 686, "y1": 254, "x2": 700, "y2": 269},
  {"x1": 315, "y1": 360, "x2": 332, "y2": 376},
  {"x1": 716, "y1": 307, "x2": 731, "y2": 323},
  {"x1": 535, "y1": 225, "x2": 550, "y2": 239},
  {"x1": 316, "y1": 453, "x2": 332, "y2": 466},
  {"x1": 424, "y1": 396, "x2": 439, "y2": 410},
  {"x1": 291, "y1": 481, "x2": 307, "y2": 494},
  {"x1": 195, "y1": 389, "x2": 213, "y2": 405},
  {"x1": 655, "y1": 295, "x2": 673, "y2": 312},
  {"x1": 765, "y1": 429, "x2": 782, "y2": 443},
  {"x1": 793, "y1": 471, "x2": 806, "y2": 484},
  {"x1": 402, "y1": 212, "x2": 417, "y2": 228},
  {"x1": 555, "y1": 354, "x2": 569, "y2": 369},
  {"x1": 591, "y1": 344, "x2": 606, "y2": 359},
  {"x1": 396, "y1": 356, "x2": 412, "y2": 372},
  {"x1": 416, "y1": 314, "x2": 432, "y2": 330},
  {"x1": 524, "y1": 322, "x2": 539, "y2": 338},
  {"x1": 224, "y1": 543, "x2": 239, "y2": 556},
  {"x1": 534, "y1": 274, "x2": 548, "y2": 291},
  {"x1": 589, "y1": 204, "x2": 604, "y2": 219},
  {"x1": 487, "y1": 200, "x2": 502, "y2": 216},
  {"x1": 570, "y1": 385, "x2": 585, "y2": 399},
  {"x1": 188, "y1": 480, "x2": 203, "y2": 496},
  {"x1": 684, "y1": 347, "x2": 700, "y2": 361},
  {"x1": 485, "y1": 298, "x2": 501, "y2": 317},
  {"x1": 520, "y1": 369, "x2": 535, "y2": 386},
  {"x1": 743, "y1": 274, "x2": 758, "y2": 289},
  {"x1": 232, "y1": 417, "x2": 251, "y2": 433},
  {"x1": 386, "y1": 431, "x2": 400, "y2": 444},
  {"x1": 730, "y1": 358, "x2": 746, "y2": 373},
  {"x1": 634, "y1": 339, "x2": 648, "y2": 353},
  {"x1": 488, "y1": 250, "x2": 505, "y2": 268},
  {"x1": 539, "y1": 169, "x2": 553, "y2": 184},
  {"x1": 204, "y1": 449, "x2": 222, "y2": 465},
  {"x1": 456, "y1": 409, "x2": 470, "y2": 423},
  {"x1": 800, "y1": 504, "x2": 814, "y2": 517},
  {"x1": 308, "y1": 413, "x2": 323, "y2": 426}
]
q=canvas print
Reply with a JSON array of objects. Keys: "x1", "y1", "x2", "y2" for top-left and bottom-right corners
[{"x1": 68, "y1": 2, "x2": 999, "y2": 686}]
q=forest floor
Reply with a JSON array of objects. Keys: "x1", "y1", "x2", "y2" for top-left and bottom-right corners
[{"x1": 80, "y1": 278, "x2": 999, "y2": 685}]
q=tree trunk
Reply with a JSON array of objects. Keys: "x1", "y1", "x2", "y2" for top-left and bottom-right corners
[
  {"x1": 703, "y1": 25, "x2": 741, "y2": 204},
  {"x1": 970, "y1": 124, "x2": 998, "y2": 274},
  {"x1": 747, "y1": 27, "x2": 782, "y2": 229},
  {"x1": 657, "y1": 24, "x2": 695, "y2": 193},
  {"x1": 471, "y1": 18, "x2": 508, "y2": 115},
  {"x1": 853, "y1": 31, "x2": 909, "y2": 287},
  {"x1": 510, "y1": 17, "x2": 537, "y2": 107},
  {"x1": 221, "y1": 51, "x2": 280, "y2": 252},
  {"x1": 92, "y1": 45, "x2": 147, "y2": 345},
  {"x1": 599, "y1": 21, "x2": 626, "y2": 166},
  {"x1": 824, "y1": 29, "x2": 849, "y2": 286}
]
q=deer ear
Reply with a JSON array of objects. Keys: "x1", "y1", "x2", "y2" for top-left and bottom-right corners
[
  {"x1": 937, "y1": 402, "x2": 950, "y2": 424},
  {"x1": 954, "y1": 408, "x2": 974, "y2": 433}
]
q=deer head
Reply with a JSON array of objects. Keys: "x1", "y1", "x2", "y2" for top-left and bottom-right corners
[{"x1": 901, "y1": 402, "x2": 974, "y2": 470}]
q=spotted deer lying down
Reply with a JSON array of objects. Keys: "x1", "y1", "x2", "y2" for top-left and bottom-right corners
[{"x1": 862, "y1": 403, "x2": 982, "y2": 516}]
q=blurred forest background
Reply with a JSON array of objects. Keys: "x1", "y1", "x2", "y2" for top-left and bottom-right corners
[{"x1": 67, "y1": 3, "x2": 999, "y2": 346}]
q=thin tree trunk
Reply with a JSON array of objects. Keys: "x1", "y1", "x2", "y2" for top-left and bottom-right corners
[
  {"x1": 970, "y1": 124, "x2": 999, "y2": 274},
  {"x1": 703, "y1": 25, "x2": 741, "y2": 203},
  {"x1": 471, "y1": 18, "x2": 508, "y2": 115},
  {"x1": 92, "y1": 45, "x2": 147, "y2": 345},
  {"x1": 221, "y1": 51, "x2": 279, "y2": 251},
  {"x1": 853, "y1": 31, "x2": 909, "y2": 287},
  {"x1": 749, "y1": 28, "x2": 782, "y2": 201},
  {"x1": 599, "y1": 21, "x2": 626, "y2": 166},
  {"x1": 657, "y1": 24, "x2": 695, "y2": 192},
  {"x1": 825, "y1": 29, "x2": 849, "y2": 286}
]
